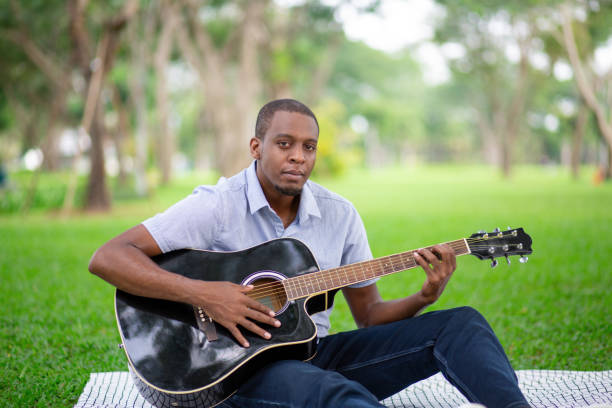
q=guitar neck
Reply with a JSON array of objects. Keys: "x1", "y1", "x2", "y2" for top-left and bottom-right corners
[{"x1": 283, "y1": 238, "x2": 471, "y2": 301}]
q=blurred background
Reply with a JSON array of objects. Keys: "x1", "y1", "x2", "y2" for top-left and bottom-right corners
[
  {"x1": 2, "y1": 2, "x2": 612, "y2": 405},
  {"x1": 1, "y1": 0, "x2": 611, "y2": 213}
]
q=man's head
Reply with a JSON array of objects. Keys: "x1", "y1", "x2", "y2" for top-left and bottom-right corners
[
  {"x1": 250, "y1": 99, "x2": 319, "y2": 197},
  {"x1": 255, "y1": 99, "x2": 319, "y2": 140}
]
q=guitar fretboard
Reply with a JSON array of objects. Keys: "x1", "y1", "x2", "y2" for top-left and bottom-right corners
[{"x1": 282, "y1": 239, "x2": 470, "y2": 300}]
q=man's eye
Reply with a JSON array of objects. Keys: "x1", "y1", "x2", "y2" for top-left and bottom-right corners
[
  {"x1": 278, "y1": 141, "x2": 290, "y2": 148},
  {"x1": 305, "y1": 144, "x2": 317, "y2": 152}
]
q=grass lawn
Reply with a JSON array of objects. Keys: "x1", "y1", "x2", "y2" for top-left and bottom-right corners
[{"x1": 1, "y1": 165, "x2": 611, "y2": 407}]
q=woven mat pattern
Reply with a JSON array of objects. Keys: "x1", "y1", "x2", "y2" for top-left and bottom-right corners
[{"x1": 74, "y1": 370, "x2": 612, "y2": 408}]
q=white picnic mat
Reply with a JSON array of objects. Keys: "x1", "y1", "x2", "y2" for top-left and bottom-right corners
[{"x1": 74, "y1": 370, "x2": 612, "y2": 408}]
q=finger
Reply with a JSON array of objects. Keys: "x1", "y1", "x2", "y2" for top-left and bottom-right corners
[
  {"x1": 227, "y1": 325, "x2": 250, "y2": 348},
  {"x1": 413, "y1": 252, "x2": 433, "y2": 273},
  {"x1": 418, "y1": 248, "x2": 440, "y2": 266},
  {"x1": 450, "y1": 249, "x2": 457, "y2": 270},
  {"x1": 437, "y1": 244, "x2": 457, "y2": 272},
  {"x1": 245, "y1": 306, "x2": 281, "y2": 327},
  {"x1": 245, "y1": 296, "x2": 277, "y2": 318},
  {"x1": 240, "y1": 318, "x2": 272, "y2": 340},
  {"x1": 432, "y1": 244, "x2": 449, "y2": 262}
]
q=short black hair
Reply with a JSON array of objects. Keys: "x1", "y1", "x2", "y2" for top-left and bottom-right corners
[{"x1": 255, "y1": 99, "x2": 319, "y2": 139}]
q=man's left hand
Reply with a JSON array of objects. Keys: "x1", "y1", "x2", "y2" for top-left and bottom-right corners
[{"x1": 414, "y1": 244, "x2": 457, "y2": 304}]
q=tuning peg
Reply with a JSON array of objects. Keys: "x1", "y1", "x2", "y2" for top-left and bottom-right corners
[
  {"x1": 493, "y1": 227, "x2": 500, "y2": 233},
  {"x1": 505, "y1": 255, "x2": 511, "y2": 265},
  {"x1": 507, "y1": 226, "x2": 512, "y2": 230},
  {"x1": 478, "y1": 230, "x2": 485, "y2": 234},
  {"x1": 490, "y1": 259, "x2": 498, "y2": 268},
  {"x1": 519, "y1": 256, "x2": 528, "y2": 264}
]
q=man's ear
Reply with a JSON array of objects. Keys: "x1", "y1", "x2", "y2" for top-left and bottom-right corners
[{"x1": 250, "y1": 137, "x2": 262, "y2": 160}]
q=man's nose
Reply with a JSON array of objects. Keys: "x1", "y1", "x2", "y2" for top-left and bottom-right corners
[{"x1": 289, "y1": 146, "x2": 305, "y2": 163}]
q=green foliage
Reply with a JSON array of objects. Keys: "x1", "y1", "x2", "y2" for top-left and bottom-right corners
[
  {"x1": 262, "y1": 1, "x2": 343, "y2": 99},
  {"x1": 0, "y1": 90, "x2": 11, "y2": 131},
  {"x1": 1, "y1": 165, "x2": 610, "y2": 407},
  {"x1": 311, "y1": 99, "x2": 359, "y2": 177},
  {"x1": 0, "y1": 171, "x2": 86, "y2": 213}
]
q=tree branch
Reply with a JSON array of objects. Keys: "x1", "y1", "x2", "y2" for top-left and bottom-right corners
[
  {"x1": 560, "y1": 3, "x2": 612, "y2": 144},
  {"x1": 3, "y1": 29, "x2": 71, "y2": 93}
]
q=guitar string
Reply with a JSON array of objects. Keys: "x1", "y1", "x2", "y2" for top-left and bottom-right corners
[
  {"x1": 246, "y1": 243, "x2": 464, "y2": 296},
  {"x1": 245, "y1": 239, "x2": 471, "y2": 295},
  {"x1": 246, "y1": 245, "x2": 472, "y2": 299},
  {"x1": 247, "y1": 245, "x2": 525, "y2": 300},
  {"x1": 245, "y1": 241, "x2": 521, "y2": 297},
  {"x1": 241, "y1": 235, "x2": 528, "y2": 296},
  {"x1": 246, "y1": 238, "x2": 524, "y2": 296},
  {"x1": 245, "y1": 239, "x2": 521, "y2": 296},
  {"x1": 246, "y1": 242, "x2": 527, "y2": 300}
]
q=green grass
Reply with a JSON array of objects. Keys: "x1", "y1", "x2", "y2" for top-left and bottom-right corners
[{"x1": 1, "y1": 165, "x2": 611, "y2": 407}]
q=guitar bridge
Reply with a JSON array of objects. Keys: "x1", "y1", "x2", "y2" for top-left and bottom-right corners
[{"x1": 193, "y1": 306, "x2": 218, "y2": 342}]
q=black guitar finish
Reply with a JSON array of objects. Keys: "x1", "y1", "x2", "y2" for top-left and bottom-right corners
[
  {"x1": 115, "y1": 229, "x2": 533, "y2": 408},
  {"x1": 115, "y1": 238, "x2": 324, "y2": 408}
]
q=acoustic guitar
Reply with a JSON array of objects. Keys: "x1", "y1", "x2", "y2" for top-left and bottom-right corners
[{"x1": 115, "y1": 227, "x2": 532, "y2": 408}]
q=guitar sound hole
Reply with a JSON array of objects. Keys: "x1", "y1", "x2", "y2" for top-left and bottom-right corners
[
  {"x1": 244, "y1": 275, "x2": 289, "y2": 315},
  {"x1": 251, "y1": 278, "x2": 288, "y2": 314}
]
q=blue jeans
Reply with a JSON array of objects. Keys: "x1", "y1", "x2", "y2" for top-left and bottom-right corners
[{"x1": 220, "y1": 307, "x2": 529, "y2": 408}]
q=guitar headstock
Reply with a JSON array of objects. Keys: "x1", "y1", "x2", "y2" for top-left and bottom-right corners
[{"x1": 467, "y1": 227, "x2": 533, "y2": 267}]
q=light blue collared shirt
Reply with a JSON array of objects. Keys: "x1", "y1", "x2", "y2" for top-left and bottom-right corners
[{"x1": 143, "y1": 161, "x2": 375, "y2": 337}]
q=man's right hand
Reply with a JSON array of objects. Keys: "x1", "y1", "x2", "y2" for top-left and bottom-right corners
[
  {"x1": 194, "y1": 281, "x2": 281, "y2": 348},
  {"x1": 88, "y1": 224, "x2": 281, "y2": 348}
]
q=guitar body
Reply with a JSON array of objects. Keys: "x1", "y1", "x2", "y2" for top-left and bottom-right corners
[
  {"x1": 114, "y1": 227, "x2": 533, "y2": 408},
  {"x1": 115, "y1": 238, "x2": 332, "y2": 408}
]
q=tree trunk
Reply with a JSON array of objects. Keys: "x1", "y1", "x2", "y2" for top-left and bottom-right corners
[
  {"x1": 305, "y1": 33, "x2": 342, "y2": 106},
  {"x1": 561, "y1": 5, "x2": 612, "y2": 180},
  {"x1": 154, "y1": 3, "x2": 177, "y2": 185},
  {"x1": 173, "y1": 0, "x2": 267, "y2": 177},
  {"x1": 221, "y1": 0, "x2": 267, "y2": 176},
  {"x1": 111, "y1": 85, "x2": 130, "y2": 187},
  {"x1": 500, "y1": 136, "x2": 512, "y2": 178},
  {"x1": 127, "y1": 7, "x2": 154, "y2": 197},
  {"x1": 476, "y1": 111, "x2": 500, "y2": 165},
  {"x1": 195, "y1": 108, "x2": 214, "y2": 171},
  {"x1": 63, "y1": 0, "x2": 139, "y2": 213},
  {"x1": 85, "y1": 106, "x2": 111, "y2": 210},
  {"x1": 571, "y1": 103, "x2": 588, "y2": 179},
  {"x1": 41, "y1": 90, "x2": 66, "y2": 171},
  {"x1": 500, "y1": 36, "x2": 530, "y2": 179}
]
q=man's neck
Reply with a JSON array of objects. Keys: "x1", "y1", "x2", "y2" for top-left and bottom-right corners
[
  {"x1": 268, "y1": 193, "x2": 300, "y2": 229},
  {"x1": 255, "y1": 166, "x2": 300, "y2": 228}
]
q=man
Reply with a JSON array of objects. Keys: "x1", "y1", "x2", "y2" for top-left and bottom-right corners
[{"x1": 89, "y1": 99, "x2": 529, "y2": 408}]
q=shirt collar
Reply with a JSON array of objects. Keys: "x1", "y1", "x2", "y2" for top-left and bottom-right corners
[
  {"x1": 246, "y1": 160, "x2": 321, "y2": 223},
  {"x1": 246, "y1": 161, "x2": 269, "y2": 215}
]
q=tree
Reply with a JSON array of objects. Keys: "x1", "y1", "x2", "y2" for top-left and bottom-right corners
[
  {"x1": 63, "y1": 0, "x2": 139, "y2": 212},
  {"x1": 170, "y1": 0, "x2": 267, "y2": 177},
  {"x1": 1, "y1": 0, "x2": 74, "y2": 171},
  {"x1": 170, "y1": 0, "x2": 348, "y2": 177},
  {"x1": 558, "y1": 2, "x2": 612, "y2": 179},
  {"x1": 432, "y1": 2, "x2": 544, "y2": 177}
]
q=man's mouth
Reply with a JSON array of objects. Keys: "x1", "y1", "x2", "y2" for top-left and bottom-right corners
[{"x1": 281, "y1": 170, "x2": 305, "y2": 181}]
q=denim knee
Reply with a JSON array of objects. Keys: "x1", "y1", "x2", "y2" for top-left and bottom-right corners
[
  {"x1": 450, "y1": 306, "x2": 490, "y2": 330},
  {"x1": 313, "y1": 369, "x2": 380, "y2": 406}
]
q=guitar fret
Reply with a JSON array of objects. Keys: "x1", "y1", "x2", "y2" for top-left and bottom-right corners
[{"x1": 286, "y1": 237, "x2": 479, "y2": 300}]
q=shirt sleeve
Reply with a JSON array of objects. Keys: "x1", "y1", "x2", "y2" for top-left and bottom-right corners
[
  {"x1": 141, "y1": 185, "x2": 222, "y2": 253},
  {"x1": 341, "y1": 205, "x2": 377, "y2": 289}
]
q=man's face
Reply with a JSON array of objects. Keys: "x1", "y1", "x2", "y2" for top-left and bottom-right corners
[{"x1": 250, "y1": 111, "x2": 318, "y2": 196}]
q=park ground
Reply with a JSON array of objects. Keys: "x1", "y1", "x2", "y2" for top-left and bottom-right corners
[{"x1": 1, "y1": 165, "x2": 611, "y2": 407}]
